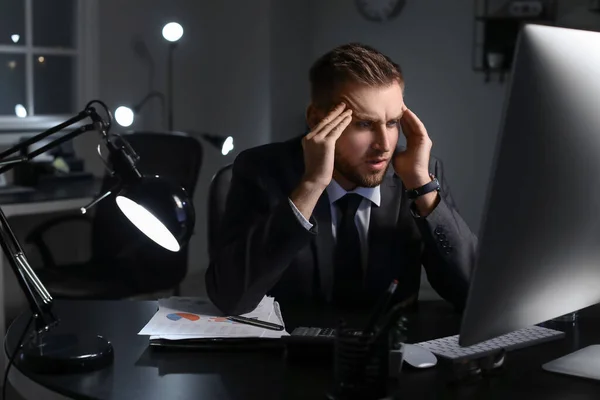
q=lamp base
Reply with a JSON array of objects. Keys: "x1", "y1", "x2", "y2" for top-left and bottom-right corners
[{"x1": 18, "y1": 332, "x2": 114, "y2": 374}]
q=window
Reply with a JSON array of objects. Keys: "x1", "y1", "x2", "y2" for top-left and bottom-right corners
[{"x1": 0, "y1": 0, "x2": 98, "y2": 137}]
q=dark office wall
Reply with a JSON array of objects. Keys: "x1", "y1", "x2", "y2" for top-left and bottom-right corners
[{"x1": 269, "y1": 0, "x2": 312, "y2": 142}]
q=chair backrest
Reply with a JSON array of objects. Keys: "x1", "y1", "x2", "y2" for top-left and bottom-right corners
[
  {"x1": 207, "y1": 163, "x2": 233, "y2": 260},
  {"x1": 91, "y1": 131, "x2": 203, "y2": 291}
]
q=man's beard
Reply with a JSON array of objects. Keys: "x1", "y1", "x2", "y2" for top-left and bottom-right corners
[{"x1": 334, "y1": 156, "x2": 390, "y2": 188}]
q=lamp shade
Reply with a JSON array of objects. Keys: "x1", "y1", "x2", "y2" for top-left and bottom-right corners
[{"x1": 115, "y1": 176, "x2": 194, "y2": 252}]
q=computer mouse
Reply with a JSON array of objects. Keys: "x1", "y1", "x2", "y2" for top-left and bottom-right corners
[{"x1": 402, "y1": 343, "x2": 438, "y2": 369}]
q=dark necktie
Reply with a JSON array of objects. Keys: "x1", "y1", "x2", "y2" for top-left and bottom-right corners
[{"x1": 332, "y1": 193, "x2": 364, "y2": 305}]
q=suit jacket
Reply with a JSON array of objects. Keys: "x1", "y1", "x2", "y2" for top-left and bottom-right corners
[{"x1": 205, "y1": 136, "x2": 478, "y2": 315}]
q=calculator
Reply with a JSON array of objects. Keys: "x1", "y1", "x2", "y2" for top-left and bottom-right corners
[
  {"x1": 284, "y1": 327, "x2": 364, "y2": 360},
  {"x1": 290, "y1": 327, "x2": 336, "y2": 338},
  {"x1": 289, "y1": 327, "x2": 363, "y2": 340}
]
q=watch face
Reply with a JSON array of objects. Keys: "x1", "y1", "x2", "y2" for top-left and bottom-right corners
[{"x1": 355, "y1": 0, "x2": 406, "y2": 22}]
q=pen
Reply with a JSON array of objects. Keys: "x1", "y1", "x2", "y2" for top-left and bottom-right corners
[
  {"x1": 226, "y1": 315, "x2": 284, "y2": 331},
  {"x1": 362, "y1": 279, "x2": 398, "y2": 336},
  {"x1": 367, "y1": 301, "x2": 407, "y2": 346}
]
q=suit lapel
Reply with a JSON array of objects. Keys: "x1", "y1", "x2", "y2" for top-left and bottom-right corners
[{"x1": 365, "y1": 172, "x2": 403, "y2": 297}]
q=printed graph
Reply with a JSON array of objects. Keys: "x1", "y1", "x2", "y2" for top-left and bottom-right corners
[{"x1": 166, "y1": 312, "x2": 200, "y2": 321}]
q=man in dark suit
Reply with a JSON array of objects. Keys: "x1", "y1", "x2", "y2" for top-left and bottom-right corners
[{"x1": 206, "y1": 43, "x2": 477, "y2": 315}]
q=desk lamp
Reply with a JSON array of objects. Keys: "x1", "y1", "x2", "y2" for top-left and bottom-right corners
[{"x1": 0, "y1": 100, "x2": 195, "y2": 373}]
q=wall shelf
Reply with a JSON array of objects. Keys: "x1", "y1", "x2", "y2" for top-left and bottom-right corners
[{"x1": 472, "y1": 0, "x2": 557, "y2": 82}]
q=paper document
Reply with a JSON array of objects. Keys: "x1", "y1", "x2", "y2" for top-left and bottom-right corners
[{"x1": 138, "y1": 296, "x2": 289, "y2": 340}]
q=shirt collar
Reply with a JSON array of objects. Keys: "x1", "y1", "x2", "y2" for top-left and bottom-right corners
[{"x1": 326, "y1": 179, "x2": 381, "y2": 207}]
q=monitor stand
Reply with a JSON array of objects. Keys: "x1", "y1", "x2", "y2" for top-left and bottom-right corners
[{"x1": 542, "y1": 345, "x2": 600, "y2": 380}]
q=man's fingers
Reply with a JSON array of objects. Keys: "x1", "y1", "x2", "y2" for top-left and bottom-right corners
[
  {"x1": 401, "y1": 109, "x2": 428, "y2": 143},
  {"x1": 400, "y1": 115, "x2": 411, "y2": 139},
  {"x1": 402, "y1": 108, "x2": 426, "y2": 133},
  {"x1": 314, "y1": 109, "x2": 352, "y2": 139},
  {"x1": 306, "y1": 103, "x2": 347, "y2": 139},
  {"x1": 326, "y1": 114, "x2": 353, "y2": 142}
]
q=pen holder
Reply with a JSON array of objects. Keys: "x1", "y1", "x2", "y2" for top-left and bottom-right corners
[{"x1": 327, "y1": 328, "x2": 390, "y2": 400}]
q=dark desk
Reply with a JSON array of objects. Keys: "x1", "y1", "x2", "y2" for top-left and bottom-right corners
[{"x1": 5, "y1": 300, "x2": 600, "y2": 400}]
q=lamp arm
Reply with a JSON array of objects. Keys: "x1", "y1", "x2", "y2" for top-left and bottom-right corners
[
  {"x1": 0, "y1": 102, "x2": 111, "y2": 174},
  {"x1": 0, "y1": 123, "x2": 98, "y2": 175},
  {"x1": 0, "y1": 100, "x2": 114, "y2": 333},
  {"x1": 0, "y1": 110, "x2": 91, "y2": 163},
  {"x1": 0, "y1": 206, "x2": 56, "y2": 332}
]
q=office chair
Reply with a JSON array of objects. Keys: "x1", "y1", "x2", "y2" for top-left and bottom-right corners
[
  {"x1": 26, "y1": 132, "x2": 203, "y2": 299},
  {"x1": 207, "y1": 163, "x2": 233, "y2": 261}
]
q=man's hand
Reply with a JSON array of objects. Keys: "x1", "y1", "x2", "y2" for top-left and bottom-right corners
[
  {"x1": 393, "y1": 107, "x2": 438, "y2": 216},
  {"x1": 290, "y1": 103, "x2": 353, "y2": 221},
  {"x1": 393, "y1": 107, "x2": 432, "y2": 188},
  {"x1": 302, "y1": 103, "x2": 353, "y2": 188}
]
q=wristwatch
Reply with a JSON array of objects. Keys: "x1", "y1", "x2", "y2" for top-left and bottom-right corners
[{"x1": 406, "y1": 174, "x2": 440, "y2": 200}]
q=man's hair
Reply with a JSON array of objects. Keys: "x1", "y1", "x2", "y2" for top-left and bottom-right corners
[{"x1": 309, "y1": 42, "x2": 404, "y2": 109}]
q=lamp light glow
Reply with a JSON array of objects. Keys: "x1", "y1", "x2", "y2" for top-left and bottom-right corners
[
  {"x1": 15, "y1": 104, "x2": 27, "y2": 118},
  {"x1": 115, "y1": 106, "x2": 134, "y2": 127},
  {"x1": 162, "y1": 22, "x2": 183, "y2": 42},
  {"x1": 221, "y1": 136, "x2": 234, "y2": 155},
  {"x1": 113, "y1": 176, "x2": 194, "y2": 253},
  {"x1": 116, "y1": 196, "x2": 180, "y2": 252}
]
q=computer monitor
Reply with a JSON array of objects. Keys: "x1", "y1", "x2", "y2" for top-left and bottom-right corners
[{"x1": 460, "y1": 23, "x2": 600, "y2": 352}]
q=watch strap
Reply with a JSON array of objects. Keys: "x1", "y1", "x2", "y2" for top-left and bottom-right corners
[{"x1": 406, "y1": 174, "x2": 440, "y2": 200}]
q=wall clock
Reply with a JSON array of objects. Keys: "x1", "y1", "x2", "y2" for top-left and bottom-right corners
[{"x1": 355, "y1": 0, "x2": 407, "y2": 22}]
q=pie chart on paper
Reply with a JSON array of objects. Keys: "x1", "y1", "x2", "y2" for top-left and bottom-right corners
[{"x1": 166, "y1": 312, "x2": 200, "y2": 321}]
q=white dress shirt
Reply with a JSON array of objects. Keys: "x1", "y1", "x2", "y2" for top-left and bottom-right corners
[{"x1": 288, "y1": 180, "x2": 381, "y2": 271}]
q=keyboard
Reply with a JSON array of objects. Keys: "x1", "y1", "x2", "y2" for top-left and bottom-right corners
[{"x1": 415, "y1": 326, "x2": 565, "y2": 362}]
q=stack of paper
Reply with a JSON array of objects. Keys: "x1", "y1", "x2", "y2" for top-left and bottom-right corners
[{"x1": 138, "y1": 296, "x2": 289, "y2": 341}]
